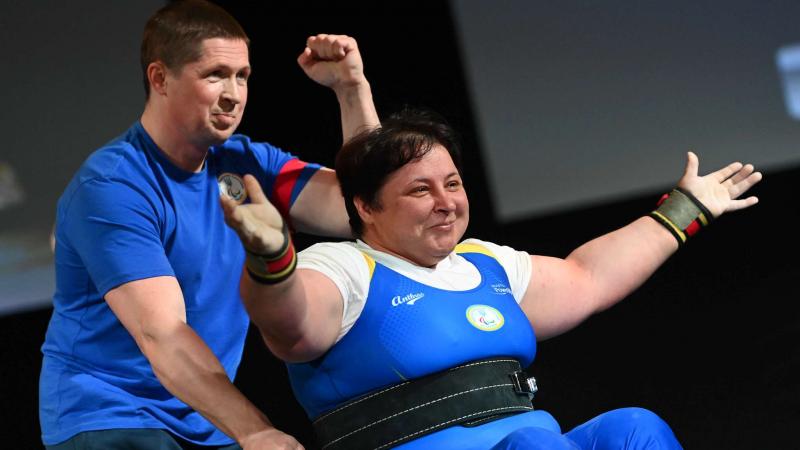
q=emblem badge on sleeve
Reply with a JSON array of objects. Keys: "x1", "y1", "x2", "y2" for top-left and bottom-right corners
[{"x1": 218, "y1": 173, "x2": 247, "y2": 204}]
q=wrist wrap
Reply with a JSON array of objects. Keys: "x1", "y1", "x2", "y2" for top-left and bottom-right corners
[
  {"x1": 244, "y1": 222, "x2": 297, "y2": 284},
  {"x1": 649, "y1": 187, "x2": 712, "y2": 246}
]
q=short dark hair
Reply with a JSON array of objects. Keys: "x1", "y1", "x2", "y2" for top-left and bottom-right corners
[
  {"x1": 140, "y1": 0, "x2": 250, "y2": 98},
  {"x1": 335, "y1": 109, "x2": 463, "y2": 237}
]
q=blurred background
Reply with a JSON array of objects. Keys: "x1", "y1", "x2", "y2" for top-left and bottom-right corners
[{"x1": 2, "y1": 1, "x2": 798, "y2": 447}]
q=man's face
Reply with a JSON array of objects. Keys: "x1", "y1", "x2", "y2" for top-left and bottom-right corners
[{"x1": 164, "y1": 38, "x2": 250, "y2": 148}]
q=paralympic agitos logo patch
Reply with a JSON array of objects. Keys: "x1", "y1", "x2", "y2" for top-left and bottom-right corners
[{"x1": 466, "y1": 304, "x2": 505, "y2": 331}]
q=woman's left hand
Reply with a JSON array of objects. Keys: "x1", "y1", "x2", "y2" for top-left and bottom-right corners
[{"x1": 676, "y1": 151, "x2": 763, "y2": 218}]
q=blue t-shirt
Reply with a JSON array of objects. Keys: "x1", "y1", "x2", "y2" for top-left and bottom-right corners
[{"x1": 40, "y1": 122, "x2": 319, "y2": 446}]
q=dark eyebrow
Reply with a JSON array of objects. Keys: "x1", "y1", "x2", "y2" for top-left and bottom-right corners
[{"x1": 407, "y1": 172, "x2": 460, "y2": 185}]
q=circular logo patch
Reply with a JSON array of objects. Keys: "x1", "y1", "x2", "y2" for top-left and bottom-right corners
[
  {"x1": 218, "y1": 173, "x2": 247, "y2": 204},
  {"x1": 466, "y1": 304, "x2": 505, "y2": 332}
]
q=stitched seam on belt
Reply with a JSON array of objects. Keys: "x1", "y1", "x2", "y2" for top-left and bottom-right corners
[
  {"x1": 314, "y1": 380, "x2": 412, "y2": 424},
  {"x1": 315, "y1": 359, "x2": 516, "y2": 425},
  {"x1": 374, "y1": 405, "x2": 534, "y2": 450},
  {"x1": 448, "y1": 358, "x2": 518, "y2": 372},
  {"x1": 321, "y1": 383, "x2": 514, "y2": 449}
]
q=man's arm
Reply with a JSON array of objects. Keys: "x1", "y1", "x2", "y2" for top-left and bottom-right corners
[
  {"x1": 290, "y1": 35, "x2": 380, "y2": 237},
  {"x1": 105, "y1": 276, "x2": 302, "y2": 450},
  {"x1": 520, "y1": 152, "x2": 763, "y2": 340},
  {"x1": 289, "y1": 168, "x2": 351, "y2": 237}
]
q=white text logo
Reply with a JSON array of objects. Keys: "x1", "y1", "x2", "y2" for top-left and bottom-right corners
[
  {"x1": 491, "y1": 283, "x2": 512, "y2": 295},
  {"x1": 391, "y1": 292, "x2": 425, "y2": 307}
]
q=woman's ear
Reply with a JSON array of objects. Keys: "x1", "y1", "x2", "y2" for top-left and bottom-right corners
[{"x1": 353, "y1": 196, "x2": 375, "y2": 226}]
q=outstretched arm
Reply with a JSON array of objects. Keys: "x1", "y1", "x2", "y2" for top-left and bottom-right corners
[
  {"x1": 290, "y1": 34, "x2": 380, "y2": 238},
  {"x1": 222, "y1": 175, "x2": 343, "y2": 362},
  {"x1": 521, "y1": 152, "x2": 762, "y2": 340}
]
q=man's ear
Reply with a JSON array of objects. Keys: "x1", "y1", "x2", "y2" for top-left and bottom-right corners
[{"x1": 147, "y1": 61, "x2": 170, "y2": 96}]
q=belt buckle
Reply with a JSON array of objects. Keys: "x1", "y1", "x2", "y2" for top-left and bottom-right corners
[{"x1": 510, "y1": 370, "x2": 537, "y2": 398}]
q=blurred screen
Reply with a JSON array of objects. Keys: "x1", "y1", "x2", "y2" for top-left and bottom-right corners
[
  {"x1": 451, "y1": 0, "x2": 800, "y2": 221},
  {"x1": 0, "y1": 1, "x2": 161, "y2": 315}
]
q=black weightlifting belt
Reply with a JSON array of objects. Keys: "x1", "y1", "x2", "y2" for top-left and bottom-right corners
[{"x1": 312, "y1": 358, "x2": 538, "y2": 450}]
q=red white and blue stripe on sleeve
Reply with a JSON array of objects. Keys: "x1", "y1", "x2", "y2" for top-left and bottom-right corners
[{"x1": 271, "y1": 158, "x2": 322, "y2": 220}]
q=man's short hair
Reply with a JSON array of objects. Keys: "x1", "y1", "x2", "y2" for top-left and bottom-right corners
[
  {"x1": 335, "y1": 109, "x2": 464, "y2": 237},
  {"x1": 140, "y1": 0, "x2": 250, "y2": 98}
]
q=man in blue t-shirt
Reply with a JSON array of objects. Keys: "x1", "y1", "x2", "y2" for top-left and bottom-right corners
[{"x1": 39, "y1": 1, "x2": 379, "y2": 449}]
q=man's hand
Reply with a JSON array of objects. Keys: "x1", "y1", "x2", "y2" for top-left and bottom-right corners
[
  {"x1": 240, "y1": 427, "x2": 304, "y2": 450},
  {"x1": 297, "y1": 34, "x2": 366, "y2": 92},
  {"x1": 220, "y1": 174, "x2": 285, "y2": 255},
  {"x1": 677, "y1": 151, "x2": 763, "y2": 218}
]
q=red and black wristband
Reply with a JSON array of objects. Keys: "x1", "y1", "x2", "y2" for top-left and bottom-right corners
[
  {"x1": 649, "y1": 187, "x2": 713, "y2": 246},
  {"x1": 244, "y1": 222, "x2": 297, "y2": 285}
]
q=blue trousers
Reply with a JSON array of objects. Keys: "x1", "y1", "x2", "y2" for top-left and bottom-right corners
[
  {"x1": 492, "y1": 408, "x2": 682, "y2": 450},
  {"x1": 396, "y1": 407, "x2": 681, "y2": 450}
]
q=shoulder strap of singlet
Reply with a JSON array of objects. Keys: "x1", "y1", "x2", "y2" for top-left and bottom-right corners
[
  {"x1": 454, "y1": 242, "x2": 498, "y2": 260},
  {"x1": 359, "y1": 243, "x2": 495, "y2": 281},
  {"x1": 359, "y1": 251, "x2": 376, "y2": 280}
]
